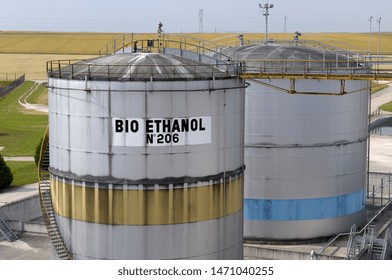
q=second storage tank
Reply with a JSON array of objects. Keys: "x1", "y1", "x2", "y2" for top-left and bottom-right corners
[{"x1": 227, "y1": 45, "x2": 369, "y2": 241}]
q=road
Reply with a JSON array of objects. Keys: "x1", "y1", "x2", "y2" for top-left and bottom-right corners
[
  {"x1": 369, "y1": 83, "x2": 392, "y2": 173},
  {"x1": 17, "y1": 81, "x2": 48, "y2": 113},
  {"x1": 371, "y1": 83, "x2": 392, "y2": 112}
]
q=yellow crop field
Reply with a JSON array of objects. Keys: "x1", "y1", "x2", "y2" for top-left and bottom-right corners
[
  {"x1": 1, "y1": 31, "x2": 392, "y2": 80},
  {"x1": 292, "y1": 33, "x2": 392, "y2": 54},
  {"x1": 0, "y1": 53, "x2": 95, "y2": 80},
  {"x1": 2, "y1": 31, "x2": 392, "y2": 55},
  {"x1": 0, "y1": 31, "x2": 121, "y2": 54}
]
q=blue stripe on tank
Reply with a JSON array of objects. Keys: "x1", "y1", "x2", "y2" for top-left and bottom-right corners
[{"x1": 244, "y1": 190, "x2": 365, "y2": 221}]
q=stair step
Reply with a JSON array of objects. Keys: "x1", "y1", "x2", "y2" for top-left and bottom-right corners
[
  {"x1": 38, "y1": 137, "x2": 72, "y2": 259},
  {"x1": 0, "y1": 219, "x2": 18, "y2": 242}
]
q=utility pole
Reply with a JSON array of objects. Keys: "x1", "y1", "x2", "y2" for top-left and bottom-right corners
[
  {"x1": 259, "y1": 3, "x2": 274, "y2": 44},
  {"x1": 199, "y1": 9, "x2": 204, "y2": 33},
  {"x1": 284, "y1": 15, "x2": 287, "y2": 33}
]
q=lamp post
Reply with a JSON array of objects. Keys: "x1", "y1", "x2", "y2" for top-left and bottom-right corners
[
  {"x1": 259, "y1": 3, "x2": 274, "y2": 44},
  {"x1": 367, "y1": 16, "x2": 373, "y2": 198},
  {"x1": 368, "y1": 16, "x2": 373, "y2": 63},
  {"x1": 376, "y1": 17, "x2": 381, "y2": 72}
]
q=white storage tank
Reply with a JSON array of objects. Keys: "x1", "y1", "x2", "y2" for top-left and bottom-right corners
[
  {"x1": 228, "y1": 45, "x2": 369, "y2": 241},
  {"x1": 47, "y1": 53, "x2": 245, "y2": 259}
]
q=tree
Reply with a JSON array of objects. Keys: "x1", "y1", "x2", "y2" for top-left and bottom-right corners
[{"x1": 0, "y1": 154, "x2": 13, "y2": 190}]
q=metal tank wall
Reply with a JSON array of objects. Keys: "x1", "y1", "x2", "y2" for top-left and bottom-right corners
[
  {"x1": 47, "y1": 53, "x2": 245, "y2": 259},
  {"x1": 230, "y1": 45, "x2": 368, "y2": 241}
]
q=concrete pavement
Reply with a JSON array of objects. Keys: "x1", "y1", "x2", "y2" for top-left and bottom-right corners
[
  {"x1": 0, "y1": 233, "x2": 50, "y2": 260},
  {"x1": 369, "y1": 84, "x2": 392, "y2": 174},
  {"x1": 0, "y1": 183, "x2": 47, "y2": 260},
  {"x1": 0, "y1": 183, "x2": 39, "y2": 206},
  {"x1": 371, "y1": 83, "x2": 392, "y2": 111},
  {"x1": 370, "y1": 135, "x2": 392, "y2": 173}
]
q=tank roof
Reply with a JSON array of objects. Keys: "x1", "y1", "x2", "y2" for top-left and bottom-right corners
[
  {"x1": 225, "y1": 44, "x2": 346, "y2": 60},
  {"x1": 49, "y1": 53, "x2": 231, "y2": 81},
  {"x1": 223, "y1": 44, "x2": 360, "y2": 69}
]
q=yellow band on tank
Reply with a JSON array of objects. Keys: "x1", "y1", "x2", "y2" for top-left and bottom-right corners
[{"x1": 50, "y1": 176, "x2": 243, "y2": 225}]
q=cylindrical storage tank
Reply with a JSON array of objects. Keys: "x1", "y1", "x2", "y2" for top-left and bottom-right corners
[
  {"x1": 228, "y1": 45, "x2": 368, "y2": 241},
  {"x1": 47, "y1": 53, "x2": 245, "y2": 259}
]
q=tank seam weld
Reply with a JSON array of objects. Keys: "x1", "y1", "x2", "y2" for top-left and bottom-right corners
[{"x1": 245, "y1": 137, "x2": 367, "y2": 148}]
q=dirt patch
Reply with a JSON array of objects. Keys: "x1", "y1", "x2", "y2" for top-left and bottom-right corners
[{"x1": 0, "y1": 133, "x2": 9, "y2": 136}]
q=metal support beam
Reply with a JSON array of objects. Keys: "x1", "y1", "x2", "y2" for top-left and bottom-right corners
[
  {"x1": 248, "y1": 78, "x2": 371, "y2": 96},
  {"x1": 248, "y1": 78, "x2": 290, "y2": 93},
  {"x1": 340, "y1": 80, "x2": 346, "y2": 94},
  {"x1": 290, "y1": 79, "x2": 296, "y2": 94},
  {"x1": 240, "y1": 72, "x2": 392, "y2": 81}
]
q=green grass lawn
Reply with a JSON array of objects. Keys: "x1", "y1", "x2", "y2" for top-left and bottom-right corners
[
  {"x1": 0, "y1": 81, "x2": 48, "y2": 156},
  {"x1": 5, "y1": 161, "x2": 38, "y2": 187},
  {"x1": 372, "y1": 82, "x2": 388, "y2": 94},
  {"x1": 380, "y1": 101, "x2": 392, "y2": 112},
  {"x1": 0, "y1": 81, "x2": 48, "y2": 187}
]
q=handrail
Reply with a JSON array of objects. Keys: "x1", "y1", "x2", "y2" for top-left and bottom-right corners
[
  {"x1": 38, "y1": 126, "x2": 72, "y2": 260},
  {"x1": 98, "y1": 33, "x2": 138, "y2": 56},
  {"x1": 46, "y1": 59, "x2": 392, "y2": 82},
  {"x1": 315, "y1": 198, "x2": 392, "y2": 258},
  {"x1": 0, "y1": 211, "x2": 18, "y2": 241},
  {"x1": 97, "y1": 33, "x2": 233, "y2": 61},
  {"x1": 240, "y1": 72, "x2": 392, "y2": 81},
  {"x1": 52, "y1": 35, "x2": 392, "y2": 82},
  {"x1": 46, "y1": 60, "x2": 235, "y2": 81}
]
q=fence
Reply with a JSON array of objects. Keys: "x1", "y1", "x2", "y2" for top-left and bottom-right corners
[
  {"x1": 368, "y1": 172, "x2": 392, "y2": 206},
  {"x1": 0, "y1": 73, "x2": 22, "y2": 81},
  {"x1": 0, "y1": 74, "x2": 25, "y2": 98}
]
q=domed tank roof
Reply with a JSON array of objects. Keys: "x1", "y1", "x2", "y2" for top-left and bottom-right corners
[
  {"x1": 226, "y1": 44, "x2": 334, "y2": 59},
  {"x1": 223, "y1": 44, "x2": 359, "y2": 68},
  {"x1": 49, "y1": 53, "x2": 231, "y2": 81}
]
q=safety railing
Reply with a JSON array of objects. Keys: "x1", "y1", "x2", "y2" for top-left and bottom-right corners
[
  {"x1": 0, "y1": 208, "x2": 18, "y2": 242},
  {"x1": 54, "y1": 35, "x2": 392, "y2": 82},
  {"x1": 98, "y1": 33, "x2": 233, "y2": 61},
  {"x1": 46, "y1": 59, "x2": 392, "y2": 83},
  {"x1": 368, "y1": 172, "x2": 392, "y2": 205},
  {"x1": 313, "y1": 198, "x2": 392, "y2": 259},
  {"x1": 239, "y1": 58, "x2": 392, "y2": 81},
  {"x1": 46, "y1": 60, "x2": 236, "y2": 81},
  {"x1": 240, "y1": 57, "x2": 366, "y2": 70}
]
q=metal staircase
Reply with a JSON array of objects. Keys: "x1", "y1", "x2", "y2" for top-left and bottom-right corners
[
  {"x1": 347, "y1": 225, "x2": 364, "y2": 259},
  {"x1": 369, "y1": 241, "x2": 384, "y2": 260},
  {"x1": 0, "y1": 216, "x2": 18, "y2": 242},
  {"x1": 368, "y1": 228, "x2": 391, "y2": 260},
  {"x1": 38, "y1": 128, "x2": 72, "y2": 260},
  {"x1": 347, "y1": 224, "x2": 392, "y2": 260}
]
